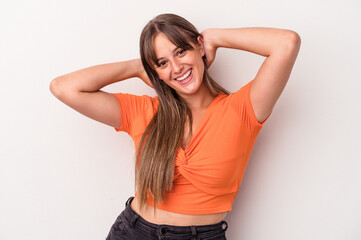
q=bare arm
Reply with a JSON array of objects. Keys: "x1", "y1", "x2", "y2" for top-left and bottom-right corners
[
  {"x1": 49, "y1": 58, "x2": 152, "y2": 129},
  {"x1": 202, "y1": 27, "x2": 301, "y2": 123}
]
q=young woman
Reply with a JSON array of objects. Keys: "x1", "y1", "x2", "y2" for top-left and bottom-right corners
[{"x1": 50, "y1": 13, "x2": 300, "y2": 240}]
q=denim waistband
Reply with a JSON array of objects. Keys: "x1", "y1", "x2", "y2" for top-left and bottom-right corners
[{"x1": 122, "y1": 196, "x2": 228, "y2": 237}]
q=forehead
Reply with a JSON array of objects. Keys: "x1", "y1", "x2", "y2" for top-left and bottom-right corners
[{"x1": 153, "y1": 34, "x2": 178, "y2": 58}]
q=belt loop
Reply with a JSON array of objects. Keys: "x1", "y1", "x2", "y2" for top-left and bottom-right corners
[
  {"x1": 128, "y1": 213, "x2": 139, "y2": 229},
  {"x1": 221, "y1": 221, "x2": 228, "y2": 231},
  {"x1": 191, "y1": 225, "x2": 197, "y2": 239},
  {"x1": 157, "y1": 226, "x2": 166, "y2": 239},
  {"x1": 125, "y1": 196, "x2": 133, "y2": 207}
]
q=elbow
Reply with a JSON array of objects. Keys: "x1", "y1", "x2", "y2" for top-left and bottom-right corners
[
  {"x1": 49, "y1": 78, "x2": 58, "y2": 97},
  {"x1": 49, "y1": 77, "x2": 66, "y2": 98},
  {"x1": 272, "y1": 30, "x2": 301, "y2": 56},
  {"x1": 286, "y1": 31, "x2": 301, "y2": 52},
  {"x1": 288, "y1": 31, "x2": 301, "y2": 48},
  {"x1": 277, "y1": 31, "x2": 301, "y2": 55}
]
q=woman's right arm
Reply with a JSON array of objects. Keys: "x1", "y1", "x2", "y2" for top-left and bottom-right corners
[{"x1": 49, "y1": 58, "x2": 152, "y2": 129}]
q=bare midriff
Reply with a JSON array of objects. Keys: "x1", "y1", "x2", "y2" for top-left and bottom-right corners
[{"x1": 130, "y1": 196, "x2": 228, "y2": 226}]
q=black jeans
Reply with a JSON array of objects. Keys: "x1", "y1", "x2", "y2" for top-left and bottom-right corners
[{"x1": 106, "y1": 196, "x2": 228, "y2": 240}]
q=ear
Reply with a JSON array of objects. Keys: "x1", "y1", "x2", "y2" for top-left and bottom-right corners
[{"x1": 196, "y1": 35, "x2": 205, "y2": 57}]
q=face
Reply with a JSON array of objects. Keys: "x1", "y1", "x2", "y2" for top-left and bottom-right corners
[{"x1": 152, "y1": 33, "x2": 206, "y2": 98}]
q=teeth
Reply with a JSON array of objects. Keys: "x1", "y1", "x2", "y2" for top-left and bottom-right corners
[{"x1": 176, "y1": 69, "x2": 191, "y2": 81}]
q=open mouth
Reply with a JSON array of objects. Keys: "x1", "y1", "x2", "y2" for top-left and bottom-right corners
[{"x1": 175, "y1": 69, "x2": 192, "y2": 83}]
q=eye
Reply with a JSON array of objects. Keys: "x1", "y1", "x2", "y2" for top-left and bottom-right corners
[
  {"x1": 177, "y1": 49, "x2": 186, "y2": 56},
  {"x1": 157, "y1": 61, "x2": 167, "y2": 67}
]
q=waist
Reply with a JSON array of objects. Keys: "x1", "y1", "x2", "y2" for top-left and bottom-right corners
[
  {"x1": 130, "y1": 196, "x2": 228, "y2": 226},
  {"x1": 137, "y1": 182, "x2": 237, "y2": 215}
]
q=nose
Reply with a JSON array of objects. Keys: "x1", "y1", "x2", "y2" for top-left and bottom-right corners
[{"x1": 170, "y1": 59, "x2": 183, "y2": 75}]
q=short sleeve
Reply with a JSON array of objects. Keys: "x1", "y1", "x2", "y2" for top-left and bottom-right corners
[
  {"x1": 111, "y1": 92, "x2": 155, "y2": 135},
  {"x1": 228, "y1": 79, "x2": 271, "y2": 130}
]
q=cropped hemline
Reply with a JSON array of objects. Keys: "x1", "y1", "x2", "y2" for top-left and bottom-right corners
[{"x1": 146, "y1": 202, "x2": 232, "y2": 215}]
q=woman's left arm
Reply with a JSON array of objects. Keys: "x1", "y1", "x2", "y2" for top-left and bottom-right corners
[{"x1": 201, "y1": 28, "x2": 301, "y2": 123}]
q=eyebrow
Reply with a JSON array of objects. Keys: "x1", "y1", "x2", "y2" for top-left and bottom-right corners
[{"x1": 156, "y1": 47, "x2": 180, "y2": 62}]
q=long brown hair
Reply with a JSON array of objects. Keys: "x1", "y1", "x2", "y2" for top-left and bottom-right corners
[{"x1": 136, "y1": 13, "x2": 229, "y2": 214}]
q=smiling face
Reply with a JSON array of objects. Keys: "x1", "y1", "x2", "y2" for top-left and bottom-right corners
[{"x1": 152, "y1": 33, "x2": 206, "y2": 98}]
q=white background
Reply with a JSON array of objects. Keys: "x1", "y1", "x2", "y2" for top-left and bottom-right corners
[{"x1": 1, "y1": 0, "x2": 360, "y2": 239}]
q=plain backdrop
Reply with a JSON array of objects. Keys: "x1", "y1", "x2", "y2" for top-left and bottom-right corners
[{"x1": 1, "y1": 0, "x2": 360, "y2": 239}]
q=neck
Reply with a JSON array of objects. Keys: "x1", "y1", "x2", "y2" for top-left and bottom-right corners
[{"x1": 178, "y1": 82, "x2": 215, "y2": 111}]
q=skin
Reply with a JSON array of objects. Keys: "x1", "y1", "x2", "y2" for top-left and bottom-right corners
[
  {"x1": 152, "y1": 33, "x2": 218, "y2": 149},
  {"x1": 133, "y1": 29, "x2": 301, "y2": 225},
  {"x1": 152, "y1": 33, "x2": 215, "y2": 111},
  {"x1": 201, "y1": 28, "x2": 301, "y2": 123},
  {"x1": 50, "y1": 27, "x2": 301, "y2": 226},
  {"x1": 129, "y1": 33, "x2": 230, "y2": 224}
]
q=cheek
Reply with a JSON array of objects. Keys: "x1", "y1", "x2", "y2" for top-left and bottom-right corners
[
  {"x1": 196, "y1": 59, "x2": 205, "y2": 74},
  {"x1": 157, "y1": 69, "x2": 170, "y2": 80},
  {"x1": 189, "y1": 54, "x2": 204, "y2": 69}
]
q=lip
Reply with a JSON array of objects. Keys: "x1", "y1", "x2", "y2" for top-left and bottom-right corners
[
  {"x1": 176, "y1": 69, "x2": 193, "y2": 86},
  {"x1": 174, "y1": 69, "x2": 192, "y2": 80}
]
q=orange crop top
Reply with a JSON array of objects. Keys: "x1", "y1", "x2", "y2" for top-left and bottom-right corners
[{"x1": 112, "y1": 79, "x2": 271, "y2": 214}]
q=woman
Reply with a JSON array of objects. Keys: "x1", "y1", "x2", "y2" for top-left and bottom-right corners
[{"x1": 50, "y1": 13, "x2": 300, "y2": 240}]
